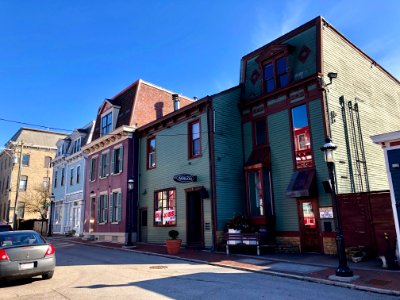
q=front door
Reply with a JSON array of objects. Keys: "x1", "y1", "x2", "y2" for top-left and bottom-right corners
[
  {"x1": 298, "y1": 199, "x2": 321, "y2": 252},
  {"x1": 89, "y1": 197, "x2": 96, "y2": 233},
  {"x1": 186, "y1": 191, "x2": 203, "y2": 248}
]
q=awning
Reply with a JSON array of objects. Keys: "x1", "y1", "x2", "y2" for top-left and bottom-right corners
[
  {"x1": 244, "y1": 145, "x2": 271, "y2": 170},
  {"x1": 286, "y1": 169, "x2": 316, "y2": 198}
]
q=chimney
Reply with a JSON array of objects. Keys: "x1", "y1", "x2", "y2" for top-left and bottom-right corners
[
  {"x1": 172, "y1": 94, "x2": 180, "y2": 111},
  {"x1": 193, "y1": 96, "x2": 198, "y2": 101}
]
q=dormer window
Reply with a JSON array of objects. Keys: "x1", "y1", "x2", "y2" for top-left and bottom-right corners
[
  {"x1": 101, "y1": 112, "x2": 112, "y2": 136},
  {"x1": 72, "y1": 138, "x2": 81, "y2": 154}
]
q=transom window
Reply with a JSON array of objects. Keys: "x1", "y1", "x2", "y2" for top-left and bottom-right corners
[
  {"x1": 101, "y1": 112, "x2": 112, "y2": 136},
  {"x1": 154, "y1": 189, "x2": 176, "y2": 226},
  {"x1": 189, "y1": 120, "x2": 201, "y2": 158},
  {"x1": 147, "y1": 137, "x2": 156, "y2": 169},
  {"x1": 263, "y1": 57, "x2": 288, "y2": 93}
]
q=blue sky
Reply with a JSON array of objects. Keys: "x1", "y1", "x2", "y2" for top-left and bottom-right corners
[{"x1": 1, "y1": 1, "x2": 399, "y2": 145}]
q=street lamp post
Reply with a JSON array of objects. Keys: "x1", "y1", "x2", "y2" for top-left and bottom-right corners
[
  {"x1": 321, "y1": 137, "x2": 353, "y2": 277},
  {"x1": 125, "y1": 178, "x2": 135, "y2": 246},
  {"x1": 48, "y1": 193, "x2": 55, "y2": 237}
]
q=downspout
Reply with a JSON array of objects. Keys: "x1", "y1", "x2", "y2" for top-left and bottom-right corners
[
  {"x1": 132, "y1": 131, "x2": 139, "y2": 242},
  {"x1": 206, "y1": 97, "x2": 217, "y2": 250}
]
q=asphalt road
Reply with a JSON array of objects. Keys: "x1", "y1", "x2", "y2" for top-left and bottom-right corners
[{"x1": 0, "y1": 239, "x2": 397, "y2": 300}]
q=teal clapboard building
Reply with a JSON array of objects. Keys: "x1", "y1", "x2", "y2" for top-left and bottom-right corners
[{"x1": 137, "y1": 87, "x2": 243, "y2": 248}]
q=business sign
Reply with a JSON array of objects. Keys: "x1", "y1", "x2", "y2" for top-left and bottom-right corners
[
  {"x1": 163, "y1": 209, "x2": 175, "y2": 222},
  {"x1": 173, "y1": 174, "x2": 197, "y2": 183},
  {"x1": 155, "y1": 210, "x2": 162, "y2": 222},
  {"x1": 319, "y1": 207, "x2": 334, "y2": 219}
]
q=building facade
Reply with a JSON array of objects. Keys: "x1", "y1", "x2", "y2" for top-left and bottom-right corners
[
  {"x1": 82, "y1": 79, "x2": 194, "y2": 243},
  {"x1": 51, "y1": 121, "x2": 94, "y2": 235},
  {"x1": 137, "y1": 86, "x2": 243, "y2": 248},
  {"x1": 239, "y1": 16, "x2": 400, "y2": 254},
  {"x1": 0, "y1": 128, "x2": 67, "y2": 227}
]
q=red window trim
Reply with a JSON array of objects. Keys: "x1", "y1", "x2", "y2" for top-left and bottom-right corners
[
  {"x1": 153, "y1": 188, "x2": 177, "y2": 227},
  {"x1": 146, "y1": 137, "x2": 156, "y2": 170},
  {"x1": 188, "y1": 119, "x2": 202, "y2": 159}
]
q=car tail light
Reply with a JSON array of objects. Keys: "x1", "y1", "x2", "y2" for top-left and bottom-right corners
[
  {"x1": 45, "y1": 244, "x2": 55, "y2": 256},
  {"x1": 0, "y1": 249, "x2": 9, "y2": 261}
]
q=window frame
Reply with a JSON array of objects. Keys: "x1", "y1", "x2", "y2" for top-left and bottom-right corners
[
  {"x1": 76, "y1": 165, "x2": 80, "y2": 184},
  {"x1": 54, "y1": 170, "x2": 58, "y2": 188},
  {"x1": 19, "y1": 175, "x2": 28, "y2": 191},
  {"x1": 69, "y1": 168, "x2": 74, "y2": 186},
  {"x1": 188, "y1": 119, "x2": 202, "y2": 159},
  {"x1": 110, "y1": 190, "x2": 122, "y2": 223},
  {"x1": 90, "y1": 156, "x2": 97, "y2": 182},
  {"x1": 262, "y1": 56, "x2": 288, "y2": 94},
  {"x1": 154, "y1": 188, "x2": 176, "y2": 227},
  {"x1": 101, "y1": 112, "x2": 113, "y2": 136},
  {"x1": 111, "y1": 146, "x2": 123, "y2": 175},
  {"x1": 61, "y1": 168, "x2": 65, "y2": 186},
  {"x1": 99, "y1": 151, "x2": 110, "y2": 178},
  {"x1": 147, "y1": 137, "x2": 156, "y2": 170},
  {"x1": 97, "y1": 193, "x2": 109, "y2": 224},
  {"x1": 22, "y1": 154, "x2": 30, "y2": 166}
]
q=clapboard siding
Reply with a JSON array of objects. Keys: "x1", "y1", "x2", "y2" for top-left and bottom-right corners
[{"x1": 323, "y1": 26, "x2": 400, "y2": 194}]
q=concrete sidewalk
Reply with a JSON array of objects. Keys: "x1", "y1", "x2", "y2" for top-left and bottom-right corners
[{"x1": 50, "y1": 236, "x2": 400, "y2": 296}]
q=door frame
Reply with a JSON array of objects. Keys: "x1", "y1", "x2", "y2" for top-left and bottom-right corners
[
  {"x1": 297, "y1": 198, "x2": 322, "y2": 253},
  {"x1": 185, "y1": 187, "x2": 205, "y2": 248}
]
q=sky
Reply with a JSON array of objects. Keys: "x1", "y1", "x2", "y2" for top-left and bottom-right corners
[{"x1": 1, "y1": 1, "x2": 399, "y2": 146}]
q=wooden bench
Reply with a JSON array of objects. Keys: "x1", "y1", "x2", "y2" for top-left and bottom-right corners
[{"x1": 224, "y1": 232, "x2": 260, "y2": 256}]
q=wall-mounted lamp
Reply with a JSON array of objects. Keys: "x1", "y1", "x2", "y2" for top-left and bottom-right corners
[{"x1": 326, "y1": 72, "x2": 338, "y2": 86}]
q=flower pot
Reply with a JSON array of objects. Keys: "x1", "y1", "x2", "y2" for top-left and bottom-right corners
[{"x1": 166, "y1": 239, "x2": 182, "y2": 255}]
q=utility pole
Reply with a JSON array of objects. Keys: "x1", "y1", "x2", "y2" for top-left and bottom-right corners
[{"x1": 12, "y1": 141, "x2": 23, "y2": 230}]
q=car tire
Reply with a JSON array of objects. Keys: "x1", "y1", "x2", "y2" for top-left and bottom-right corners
[{"x1": 42, "y1": 271, "x2": 54, "y2": 280}]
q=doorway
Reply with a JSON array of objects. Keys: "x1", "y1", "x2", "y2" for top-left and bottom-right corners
[
  {"x1": 89, "y1": 197, "x2": 96, "y2": 233},
  {"x1": 186, "y1": 191, "x2": 204, "y2": 248},
  {"x1": 298, "y1": 198, "x2": 321, "y2": 252},
  {"x1": 139, "y1": 208, "x2": 148, "y2": 243}
]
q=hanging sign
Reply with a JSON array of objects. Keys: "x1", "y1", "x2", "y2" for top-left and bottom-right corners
[
  {"x1": 319, "y1": 207, "x2": 334, "y2": 219},
  {"x1": 173, "y1": 174, "x2": 197, "y2": 183}
]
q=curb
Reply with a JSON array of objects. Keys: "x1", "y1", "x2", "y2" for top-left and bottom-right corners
[{"x1": 57, "y1": 238, "x2": 400, "y2": 297}]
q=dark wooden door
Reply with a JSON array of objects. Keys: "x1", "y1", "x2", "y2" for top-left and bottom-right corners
[
  {"x1": 298, "y1": 199, "x2": 321, "y2": 252},
  {"x1": 186, "y1": 191, "x2": 203, "y2": 248},
  {"x1": 89, "y1": 197, "x2": 96, "y2": 233},
  {"x1": 139, "y1": 208, "x2": 148, "y2": 243}
]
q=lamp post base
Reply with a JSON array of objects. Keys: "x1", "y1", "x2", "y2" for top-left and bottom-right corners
[{"x1": 336, "y1": 266, "x2": 353, "y2": 277}]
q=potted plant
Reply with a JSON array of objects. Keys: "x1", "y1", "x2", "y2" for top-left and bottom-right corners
[{"x1": 166, "y1": 230, "x2": 182, "y2": 254}]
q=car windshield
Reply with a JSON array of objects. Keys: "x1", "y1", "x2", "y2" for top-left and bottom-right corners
[{"x1": 0, "y1": 232, "x2": 45, "y2": 248}]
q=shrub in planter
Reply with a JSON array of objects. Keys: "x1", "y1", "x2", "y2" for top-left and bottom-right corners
[{"x1": 166, "y1": 230, "x2": 182, "y2": 254}]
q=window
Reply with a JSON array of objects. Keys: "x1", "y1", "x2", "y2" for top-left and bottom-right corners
[
  {"x1": 99, "y1": 151, "x2": 110, "y2": 178},
  {"x1": 110, "y1": 191, "x2": 122, "y2": 223},
  {"x1": 76, "y1": 166, "x2": 80, "y2": 184},
  {"x1": 291, "y1": 104, "x2": 313, "y2": 169},
  {"x1": 22, "y1": 154, "x2": 30, "y2": 166},
  {"x1": 263, "y1": 57, "x2": 288, "y2": 93},
  {"x1": 247, "y1": 170, "x2": 273, "y2": 217},
  {"x1": 70, "y1": 168, "x2": 74, "y2": 186},
  {"x1": 61, "y1": 168, "x2": 65, "y2": 186},
  {"x1": 101, "y1": 112, "x2": 112, "y2": 136},
  {"x1": 54, "y1": 170, "x2": 58, "y2": 188},
  {"x1": 97, "y1": 194, "x2": 108, "y2": 223},
  {"x1": 42, "y1": 177, "x2": 50, "y2": 191},
  {"x1": 254, "y1": 120, "x2": 267, "y2": 146},
  {"x1": 189, "y1": 120, "x2": 201, "y2": 158},
  {"x1": 154, "y1": 189, "x2": 176, "y2": 226},
  {"x1": 147, "y1": 137, "x2": 156, "y2": 169},
  {"x1": 19, "y1": 175, "x2": 28, "y2": 191},
  {"x1": 112, "y1": 146, "x2": 123, "y2": 174},
  {"x1": 54, "y1": 204, "x2": 62, "y2": 224},
  {"x1": 72, "y1": 138, "x2": 81, "y2": 154},
  {"x1": 44, "y1": 156, "x2": 52, "y2": 168},
  {"x1": 90, "y1": 157, "x2": 97, "y2": 181}
]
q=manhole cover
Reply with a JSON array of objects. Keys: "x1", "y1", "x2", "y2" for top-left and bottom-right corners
[
  {"x1": 366, "y1": 279, "x2": 391, "y2": 286},
  {"x1": 149, "y1": 265, "x2": 168, "y2": 269}
]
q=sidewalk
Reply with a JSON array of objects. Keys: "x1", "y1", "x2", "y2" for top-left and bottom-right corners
[{"x1": 51, "y1": 236, "x2": 400, "y2": 296}]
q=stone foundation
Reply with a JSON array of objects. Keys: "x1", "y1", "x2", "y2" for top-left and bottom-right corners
[{"x1": 323, "y1": 237, "x2": 337, "y2": 255}]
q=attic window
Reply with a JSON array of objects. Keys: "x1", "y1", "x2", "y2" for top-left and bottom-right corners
[{"x1": 101, "y1": 112, "x2": 112, "y2": 136}]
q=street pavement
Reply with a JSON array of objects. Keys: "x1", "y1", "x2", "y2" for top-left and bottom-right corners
[
  {"x1": 0, "y1": 237, "x2": 399, "y2": 300},
  {"x1": 57, "y1": 236, "x2": 400, "y2": 296}
]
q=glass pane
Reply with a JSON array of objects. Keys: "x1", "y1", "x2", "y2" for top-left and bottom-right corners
[
  {"x1": 291, "y1": 105, "x2": 313, "y2": 169},
  {"x1": 264, "y1": 64, "x2": 274, "y2": 80},
  {"x1": 192, "y1": 123, "x2": 200, "y2": 140},
  {"x1": 193, "y1": 139, "x2": 201, "y2": 156},
  {"x1": 279, "y1": 74, "x2": 288, "y2": 87},
  {"x1": 277, "y1": 57, "x2": 286, "y2": 75},
  {"x1": 302, "y1": 202, "x2": 316, "y2": 228},
  {"x1": 248, "y1": 171, "x2": 264, "y2": 216},
  {"x1": 266, "y1": 79, "x2": 275, "y2": 93}
]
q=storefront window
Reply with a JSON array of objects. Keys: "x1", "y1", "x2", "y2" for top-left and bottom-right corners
[
  {"x1": 291, "y1": 105, "x2": 313, "y2": 168},
  {"x1": 154, "y1": 189, "x2": 176, "y2": 226}
]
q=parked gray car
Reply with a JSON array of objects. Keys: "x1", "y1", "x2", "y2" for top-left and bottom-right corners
[{"x1": 0, "y1": 230, "x2": 55, "y2": 281}]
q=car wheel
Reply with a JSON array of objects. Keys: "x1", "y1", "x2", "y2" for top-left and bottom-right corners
[{"x1": 42, "y1": 271, "x2": 54, "y2": 280}]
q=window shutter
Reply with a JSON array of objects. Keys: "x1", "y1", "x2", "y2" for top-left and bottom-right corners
[
  {"x1": 119, "y1": 147, "x2": 123, "y2": 172},
  {"x1": 117, "y1": 192, "x2": 122, "y2": 222},
  {"x1": 110, "y1": 193, "x2": 114, "y2": 222},
  {"x1": 97, "y1": 197, "x2": 101, "y2": 223},
  {"x1": 111, "y1": 149, "x2": 115, "y2": 174},
  {"x1": 104, "y1": 194, "x2": 109, "y2": 223}
]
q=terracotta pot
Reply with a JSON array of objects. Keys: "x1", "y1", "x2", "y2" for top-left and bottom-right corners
[{"x1": 166, "y1": 239, "x2": 182, "y2": 254}]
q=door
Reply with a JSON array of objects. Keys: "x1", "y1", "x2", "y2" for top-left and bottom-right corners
[
  {"x1": 89, "y1": 197, "x2": 96, "y2": 233},
  {"x1": 298, "y1": 199, "x2": 321, "y2": 252},
  {"x1": 186, "y1": 191, "x2": 203, "y2": 248},
  {"x1": 139, "y1": 208, "x2": 148, "y2": 242}
]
